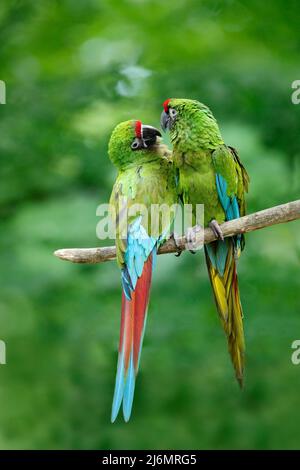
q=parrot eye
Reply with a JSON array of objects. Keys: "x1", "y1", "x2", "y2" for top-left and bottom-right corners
[
  {"x1": 131, "y1": 138, "x2": 141, "y2": 150},
  {"x1": 169, "y1": 108, "x2": 177, "y2": 119}
]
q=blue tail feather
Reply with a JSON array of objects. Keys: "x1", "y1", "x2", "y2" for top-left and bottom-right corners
[
  {"x1": 122, "y1": 353, "x2": 136, "y2": 422},
  {"x1": 111, "y1": 353, "x2": 126, "y2": 423}
]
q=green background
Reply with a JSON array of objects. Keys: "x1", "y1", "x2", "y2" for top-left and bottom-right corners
[{"x1": 0, "y1": 0, "x2": 300, "y2": 449}]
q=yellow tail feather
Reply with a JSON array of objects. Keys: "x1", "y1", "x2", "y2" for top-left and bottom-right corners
[{"x1": 205, "y1": 242, "x2": 245, "y2": 387}]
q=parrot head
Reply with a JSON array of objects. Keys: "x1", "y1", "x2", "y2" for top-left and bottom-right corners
[
  {"x1": 108, "y1": 120, "x2": 162, "y2": 169},
  {"x1": 160, "y1": 98, "x2": 223, "y2": 151}
]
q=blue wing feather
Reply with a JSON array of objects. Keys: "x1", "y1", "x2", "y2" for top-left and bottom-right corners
[
  {"x1": 123, "y1": 216, "x2": 156, "y2": 298},
  {"x1": 215, "y1": 174, "x2": 240, "y2": 221},
  {"x1": 207, "y1": 174, "x2": 242, "y2": 275},
  {"x1": 215, "y1": 174, "x2": 242, "y2": 251}
]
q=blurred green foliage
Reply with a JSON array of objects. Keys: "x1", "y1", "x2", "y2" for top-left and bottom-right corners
[{"x1": 0, "y1": 0, "x2": 300, "y2": 450}]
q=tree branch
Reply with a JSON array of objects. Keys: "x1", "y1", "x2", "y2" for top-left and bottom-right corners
[{"x1": 53, "y1": 200, "x2": 300, "y2": 264}]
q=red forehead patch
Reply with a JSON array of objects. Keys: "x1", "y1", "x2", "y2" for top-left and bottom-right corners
[
  {"x1": 163, "y1": 99, "x2": 171, "y2": 112},
  {"x1": 135, "y1": 120, "x2": 142, "y2": 138}
]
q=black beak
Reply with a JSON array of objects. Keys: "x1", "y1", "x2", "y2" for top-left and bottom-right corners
[
  {"x1": 142, "y1": 125, "x2": 161, "y2": 147},
  {"x1": 160, "y1": 110, "x2": 170, "y2": 132}
]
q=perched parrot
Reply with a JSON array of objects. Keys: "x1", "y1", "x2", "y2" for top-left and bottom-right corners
[
  {"x1": 108, "y1": 119, "x2": 177, "y2": 422},
  {"x1": 161, "y1": 99, "x2": 250, "y2": 386}
]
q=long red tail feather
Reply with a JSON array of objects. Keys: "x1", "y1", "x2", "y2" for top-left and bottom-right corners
[{"x1": 111, "y1": 254, "x2": 153, "y2": 422}]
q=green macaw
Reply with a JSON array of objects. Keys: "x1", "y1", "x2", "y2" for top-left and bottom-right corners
[
  {"x1": 108, "y1": 119, "x2": 177, "y2": 421},
  {"x1": 161, "y1": 98, "x2": 250, "y2": 386}
]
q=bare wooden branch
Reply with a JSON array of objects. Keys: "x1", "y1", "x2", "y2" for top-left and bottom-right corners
[{"x1": 54, "y1": 199, "x2": 300, "y2": 264}]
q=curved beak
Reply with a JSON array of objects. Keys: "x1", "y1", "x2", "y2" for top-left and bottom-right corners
[
  {"x1": 160, "y1": 110, "x2": 170, "y2": 132},
  {"x1": 142, "y1": 125, "x2": 161, "y2": 147}
]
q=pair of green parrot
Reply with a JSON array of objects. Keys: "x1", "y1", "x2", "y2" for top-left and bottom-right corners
[{"x1": 108, "y1": 99, "x2": 250, "y2": 422}]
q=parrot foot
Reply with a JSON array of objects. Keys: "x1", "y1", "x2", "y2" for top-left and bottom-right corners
[
  {"x1": 185, "y1": 225, "x2": 202, "y2": 252},
  {"x1": 209, "y1": 219, "x2": 224, "y2": 241},
  {"x1": 170, "y1": 232, "x2": 182, "y2": 257}
]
